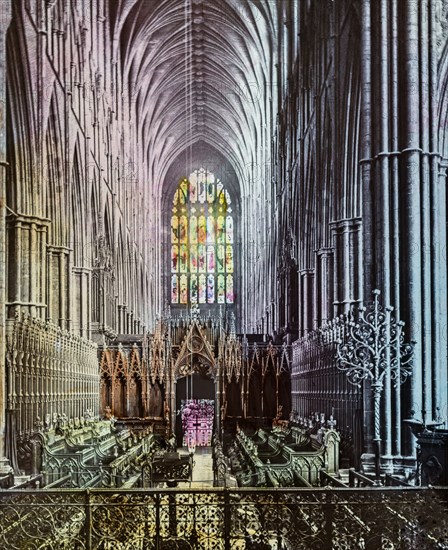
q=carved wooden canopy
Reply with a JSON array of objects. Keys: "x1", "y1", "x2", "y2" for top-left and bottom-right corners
[{"x1": 173, "y1": 320, "x2": 216, "y2": 380}]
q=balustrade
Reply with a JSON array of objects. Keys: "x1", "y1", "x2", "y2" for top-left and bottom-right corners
[{"x1": 0, "y1": 487, "x2": 446, "y2": 549}]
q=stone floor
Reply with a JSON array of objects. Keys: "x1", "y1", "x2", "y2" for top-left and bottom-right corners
[{"x1": 179, "y1": 446, "x2": 214, "y2": 488}]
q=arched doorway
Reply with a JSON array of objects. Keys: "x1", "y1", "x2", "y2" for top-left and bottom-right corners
[
  {"x1": 175, "y1": 372, "x2": 215, "y2": 447},
  {"x1": 171, "y1": 316, "x2": 219, "y2": 446}
]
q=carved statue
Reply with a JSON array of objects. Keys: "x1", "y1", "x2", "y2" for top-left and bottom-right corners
[
  {"x1": 272, "y1": 405, "x2": 289, "y2": 429},
  {"x1": 221, "y1": 401, "x2": 227, "y2": 421},
  {"x1": 94, "y1": 233, "x2": 113, "y2": 271},
  {"x1": 164, "y1": 402, "x2": 170, "y2": 421},
  {"x1": 167, "y1": 433, "x2": 177, "y2": 452},
  {"x1": 44, "y1": 414, "x2": 51, "y2": 431},
  {"x1": 327, "y1": 415, "x2": 337, "y2": 429},
  {"x1": 421, "y1": 455, "x2": 443, "y2": 485},
  {"x1": 55, "y1": 414, "x2": 65, "y2": 435},
  {"x1": 34, "y1": 416, "x2": 43, "y2": 433}
]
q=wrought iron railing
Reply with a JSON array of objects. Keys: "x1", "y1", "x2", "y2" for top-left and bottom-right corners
[{"x1": 0, "y1": 487, "x2": 447, "y2": 549}]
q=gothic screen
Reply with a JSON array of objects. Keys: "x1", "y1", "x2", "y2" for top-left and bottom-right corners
[{"x1": 171, "y1": 169, "x2": 234, "y2": 305}]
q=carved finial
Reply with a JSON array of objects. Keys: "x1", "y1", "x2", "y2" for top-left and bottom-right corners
[
  {"x1": 327, "y1": 415, "x2": 337, "y2": 429},
  {"x1": 229, "y1": 312, "x2": 236, "y2": 337},
  {"x1": 191, "y1": 303, "x2": 200, "y2": 320},
  {"x1": 34, "y1": 416, "x2": 44, "y2": 432}
]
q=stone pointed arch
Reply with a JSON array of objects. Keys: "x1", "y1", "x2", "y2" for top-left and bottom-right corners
[
  {"x1": 149, "y1": 324, "x2": 167, "y2": 384},
  {"x1": 112, "y1": 348, "x2": 128, "y2": 418},
  {"x1": 129, "y1": 344, "x2": 142, "y2": 378},
  {"x1": 128, "y1": 344, "x2": 143, "y2": 417},
  {"x1": 114, "y1": 348, "x2": 128, "y2": 379},
  {"x1": 99, "y1": 348, "x2": 114, "y2": 416},
  {"x1": 174, "y1": 320, "x2": 216, "y2": 380},
  {"x1": 223, "y1": 335, "x2": 242, "y2": 384},
  {"x1": 99, "y1": 348, "x2": 114, "y2": 378}
]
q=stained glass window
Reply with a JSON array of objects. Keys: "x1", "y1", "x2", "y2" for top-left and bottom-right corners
[
  {"x1": 199, "y1": 274, "x2": 206, "y2": 303},
  {"x1": 226, "y1": 216, "x2": 233, "y2": 244},
  {"x1": 179, "y1": 244, "x2": 188, "y2": 272},
  {"x1": 180, "y1": 274, "x2": 188, "y2": 304},
  {"x1": 226, "y1": 275, "x2": 234, "y2": 304},
  {"x1": 217, "y1": 216, "x2": 225, "y2": 244},
  {"x1": 171, "y1": 275, "x2": 178, "y2": 303},
  {"x1": 171, "y1": 245, "x2": 178, "y2": 272},
  {"x1": 217, "y1": 274, "x2": 225, "y2": 304},
  {"x1": 179, "y1": 216, "x2": 188, "y2": 243},
  {"x1": 225, "y1": 245, "x2": 234, "y2": 273},
  {"x1": 217, "y1": 245, "x2": 225, "y2": 273},
  {"x1": 191, "y1": 274, "x2": 198, "y2": 303},
  {"x1": 207, "y1": 246, "x2": 215, "y2": 273},
  {"x1": 171, "y1": 216, "x2": 178, "y2": 243},
  {"x1": 207, "y1": 274, "x2": 215, "y2": 303},
  {"x1": 190, "y1": 245, "x2": 198, "y2": 272},
  {"x1": 170, "y1": 169, "x2": 235, "y2": 304},
  {"x1": 198, "y1": 244, "x2": 206, "y2": 272},
  {"x1": 190, "y1": 216, "x2": 198, "y2": 244}
]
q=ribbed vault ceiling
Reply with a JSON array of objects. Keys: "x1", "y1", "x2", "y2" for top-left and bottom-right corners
[{"x1": 113, "y1": 0, "x2": 278, "y2": 193}]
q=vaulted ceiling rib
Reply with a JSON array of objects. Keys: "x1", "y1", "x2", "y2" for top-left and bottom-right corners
[{"x1": 113, "y1": 0, "x2": 278, "y2": 195}]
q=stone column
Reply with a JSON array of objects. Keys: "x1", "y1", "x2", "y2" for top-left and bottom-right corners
[
  {"x1": 0, "y1": 0, "x2": 12, "y2": 459},
  {"x1": 435, "y1": 161, "x2": 448, "y2": 424},
  {"x1": 46, "y1": 245, "x2": 71, "y2": 328},
  {"x1": 358, "y1": 0, "x2": 444, "y2": 463},
  {"x1": 6, "y1": 213, "x2": 50, "y2": 320},
  {"x1": 330, "y1": 218, "x2": 362, "y2": 316},
  {"x1": 315, "y1": 247, "x2": 334, "y2": 325},
  {"x1": 360, "y1": 0, "x2": 374, "y2": 302},
  {"x1": 397, "y1": 0, "x2": 441, "y2": 454},
  {"x1": 299, "y1": 269, "x2": 315, "y2": 334},
  {"x1": 72, "y1": 267, "x2": 91, "y2": 337}
]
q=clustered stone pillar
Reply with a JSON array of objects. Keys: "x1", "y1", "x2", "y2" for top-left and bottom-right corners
[
  {"x1": 47, "y1": 245, "x2": 71, "y2": 329},
  {"x1": 314, "y1": 247, "x2": 334, "y2": 326},
  {"x1": 5, "y1": 213, "x2": 50, "y2": 320},
  {"x1": 0, "y1": 1, "x2": 12, "y2": 460},
  {"x1": 299, "y1": 269, "x2": 315, "y2": 335},
  {"x1": 361, "y1": 0, "x2": 448, "y2": 461},
  {"x1": 71, "y1": 267, "x2": 91, "y2": 338},
  {"x1": 330, "y1": 218, "x2": 363, "y2": 317}
]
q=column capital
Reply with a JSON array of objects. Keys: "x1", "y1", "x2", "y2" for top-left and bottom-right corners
[
  {"x1": 72, "y1": 266, "x2": 91, "y2": 275},
  {"x1": 47, "y1": 245, "x2": 72, "y2": 254},
  {"x1": 6, "y1": 212, "x2": 51, "y2": 227},
  {"x1": 329, "y1": 217, "x2": 362, "y2": 231},
  {"x1": 299, "y1": 268, "x2": 315, "y2": 277},
  {"x1": 316, "y1": 246, "x2": 335, "y2": 257}
]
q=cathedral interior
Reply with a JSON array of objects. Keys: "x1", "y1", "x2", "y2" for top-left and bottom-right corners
[{"x1": 0, "y1": 0, "x2": 448, "y2": 548}]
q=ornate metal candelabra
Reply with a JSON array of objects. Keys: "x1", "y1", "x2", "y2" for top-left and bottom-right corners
[{"x1": 336, "y1": 289, "x2": 414, "y2": 478}]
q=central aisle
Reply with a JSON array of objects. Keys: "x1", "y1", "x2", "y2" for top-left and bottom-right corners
[{"x1": 186, "y1": 446, "x2": 214, "y2": 487}]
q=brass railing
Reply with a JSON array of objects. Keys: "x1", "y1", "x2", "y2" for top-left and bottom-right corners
[{"x1": 0, "y1": 487, "x2": 447, "y2": 549}]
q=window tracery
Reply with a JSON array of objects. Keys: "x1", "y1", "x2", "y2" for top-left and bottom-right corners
[{"x1": 171, "y1": 169, "x2": 234, "y2": 305}]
